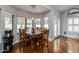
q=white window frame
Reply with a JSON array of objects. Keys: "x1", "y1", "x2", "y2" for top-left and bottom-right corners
[
  {"x1": 54, "y1": 19, "x2": 60, "y2": 36},
  {"x1": 4, "y1": 12, "x2": 12, "y2": 30},
  {"x1": 27, "y1": 18, "x2": 32, "y2": 29},
  {"x1": 44, "y1": 17, "x2": 48, "y2": 29},
  {"x1": 17, "y1": 17, "x2": 25, "y2": 33},
  {"x1": 68, "y1": 17, "x2": 79, "y2": 32},
  {"x1": 35, "y1": 18, "x2": 41, "y2": 28}
]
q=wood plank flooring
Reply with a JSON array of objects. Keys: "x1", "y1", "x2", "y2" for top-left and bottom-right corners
[
  {"x1": 13, "y1": 41, "x2": 53, "y2": 53},
  {"x1": 12, "y1": 37, "x2": 79, "y2": 53}
]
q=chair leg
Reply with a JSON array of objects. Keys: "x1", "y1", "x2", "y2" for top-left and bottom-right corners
[
  {"x1": 47, "y1": 41, "x2": 49, "y2": 53},
  {"x1": 30, "y1": 40, "x2": 33, "y2": 53}
]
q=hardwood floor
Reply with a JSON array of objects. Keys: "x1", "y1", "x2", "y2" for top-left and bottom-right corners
[
  {"x1": 12, "y1": 36, "x2": 79, "y2": 53},
  {"x1": 53, "y1": 37, "x2": 79, "y2": 53},
  {"x1": 67, "y1": 39, "x2": 79, "y2": 53},
  {"x1": 13, "y1": 41, "x2": 53, "y2": 53}
]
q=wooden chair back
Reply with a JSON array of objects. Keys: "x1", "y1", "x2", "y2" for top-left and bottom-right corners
[
  {"x1": 19, "y1": 29, "x2": 26, "y2": 40},
  {"x1": 39, "y1": 29, "x2": 49, "y2": 52}
]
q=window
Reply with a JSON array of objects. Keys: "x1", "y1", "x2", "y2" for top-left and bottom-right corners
[
  {"x1": 35, "y1": 18, "x2": 41, "y2": 28},
  {"x1": 4, "y1": 12, "x2": 12, "y2": 30},
  {"x1": 68, "y1": 26, "x2": 73, "y2": 31},
  {"x1": 68, "y1": 18, "x2": 73, "y2": 24},
  {"x1": 68, "y1": 17, "x2": 79, "y2": 32},
  {"x1": 17, "y1": 17, "x2": 25, "y2": 32},
  {"x1": 68, "y1": 8, "x2": 79, "y2": 14},
  {"x1": 44, "y1": 17, "x2": 48, "y2": 29},
  {"x1": 54, "y1": 19, "x2": 60, "y2": 36},
  {"x1": 54, "y1": 20, "x2": 57, "y2": 36},
  {"x1": 68, "y1": 8, "x2": 79, "y2": 32},
  {"x1": 27, "y1": 18, "x2": 32, "y2": 29}
]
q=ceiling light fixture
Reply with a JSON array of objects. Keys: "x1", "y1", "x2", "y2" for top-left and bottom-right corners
[{"x1": 30, "y1": 5, "x2": 36, "y2": 8}]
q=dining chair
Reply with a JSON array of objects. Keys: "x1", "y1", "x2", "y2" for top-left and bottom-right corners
[{"x1": 39, "y1": 29, "x2": 49, "y2": 53}]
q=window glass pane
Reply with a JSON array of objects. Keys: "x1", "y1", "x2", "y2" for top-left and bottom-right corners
[
  {"x1": 4, "y1": 12, "x2": 12, "y2": 30},
  {"x1": 54, "y1": 24, "x2": 57, "y2": 36},
  {"x1": 74, "y1": 18, "x2": 79, "y2": 24},
  {"x1": 17, "y1": 17, "x2": 21, "y2": 32},
  {"x1": 21, "y1": 18, "x2": 25, "y2": 29},
  {"x1": 68, "y1": 18, "x2": 73, "y2": 24},
  {"x1": 74, "y1": 26, "x2": 79, "y2": 32},
  {"x1": 53, "y1": 19, "x2": 60, "y2": 36},
  {"x1": 44, "y1": 17, "x2": 48, "y2": 29},
  {"x1": 27, "y1": 18, "x2": 32, "y2": 29},
  {"x1": 35, "y1": 18, "x2": 40, "y2": 28},
  {"x1": 17, "y1": 17, "x2": 25, "y2": 32},
  {"x1": 68, "y1": 26, "x2": 73, "y2": 31},
  {"x1": 5, "y1": 17, "x2": 12, "y2": 30}
]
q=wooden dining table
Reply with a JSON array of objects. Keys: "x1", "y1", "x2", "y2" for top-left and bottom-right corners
[
  {"x1": 25, "y1": 30, "x2": 43, "y2": 52},
  {"x1": 13, "y1": 28, "x2": 49, "y2": 53}
]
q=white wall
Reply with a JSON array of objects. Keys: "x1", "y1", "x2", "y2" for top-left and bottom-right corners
[
  {"x1": 45, "y1": 8, "x2": 60, "y2": 40},
  {"x1": 0, "y1": 6, "x2": 3, "y2": 43},
  {"x1": 0, "y1": 6, "x2": 16, "y2": 44},
  {"x1": 60, "y1": 11, "x2": 68, "y2": 35},
  {"x1": 61, "y1": 6, "x2": 79, "y2": 36}
]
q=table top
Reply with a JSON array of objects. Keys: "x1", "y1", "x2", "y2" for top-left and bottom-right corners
[{"x1": 26, "y1": 30, "x2": 42, "y2": 36}]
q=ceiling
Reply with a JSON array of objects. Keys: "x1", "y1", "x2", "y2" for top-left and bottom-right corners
[
  {"x1": 12, "y1": 5, "x2": 78, "y2": 13},
  {"x1": 53, "y1": 5, "x2": 77, "y2": 12},
  {"x1": 12, "y1": 5, "x2": 49, "y2": 14}
]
